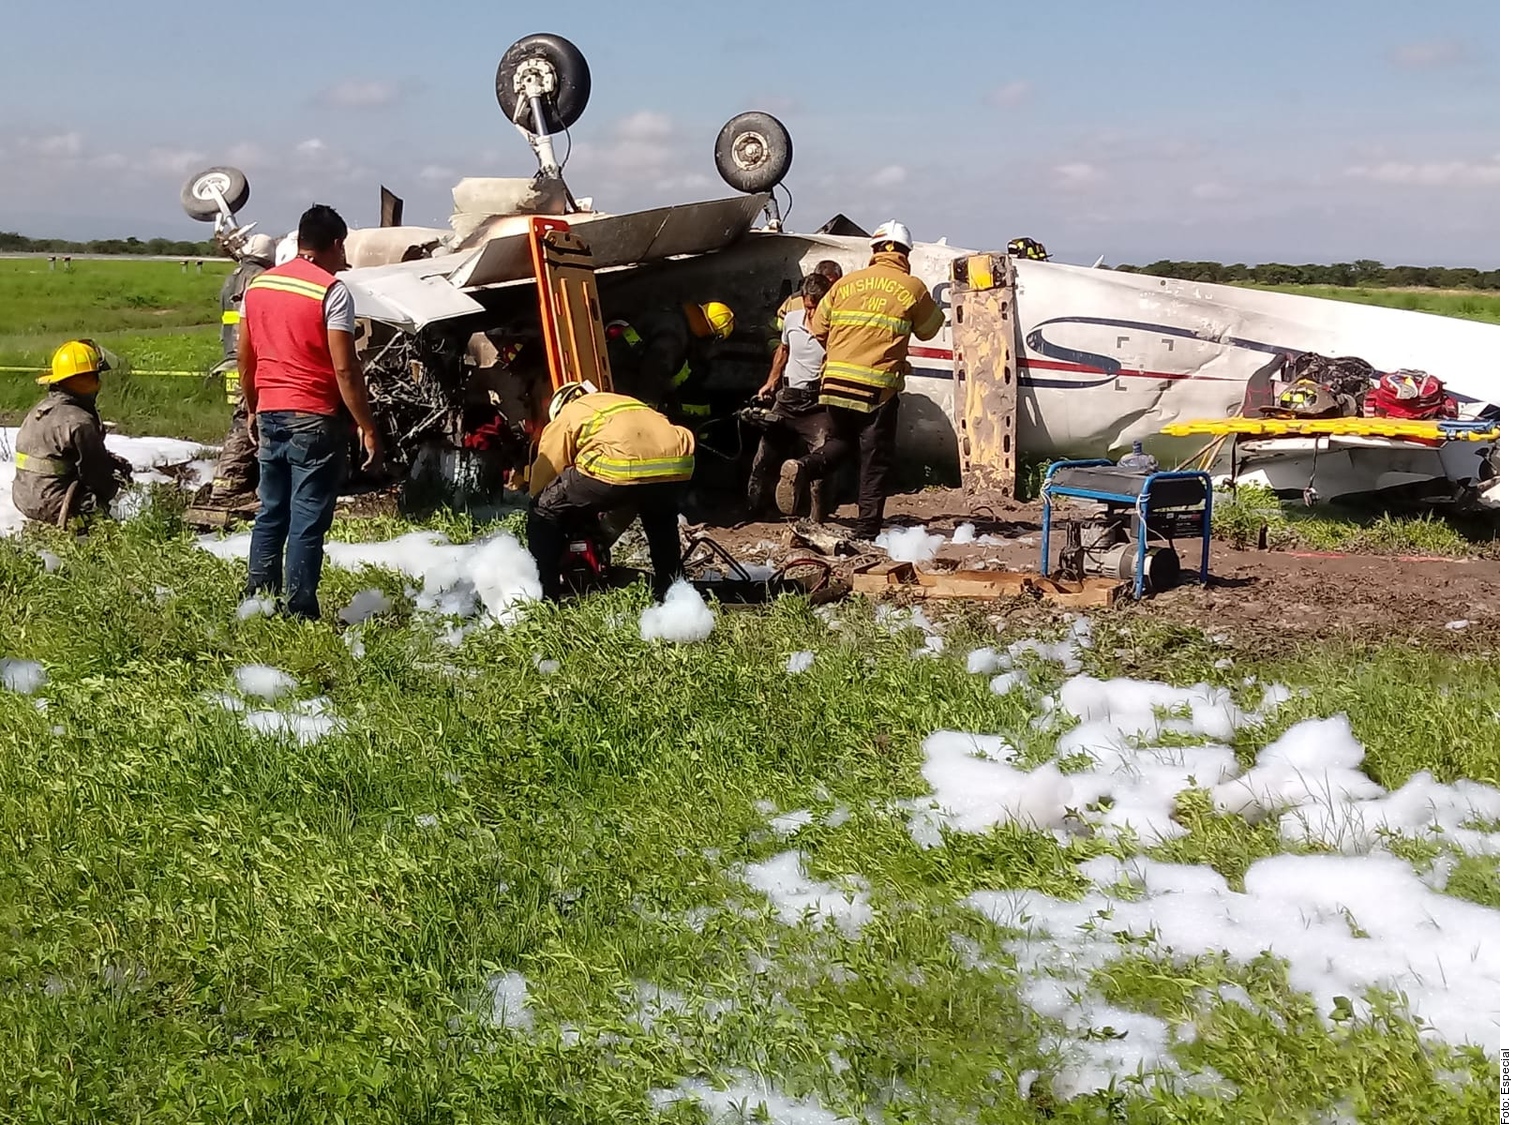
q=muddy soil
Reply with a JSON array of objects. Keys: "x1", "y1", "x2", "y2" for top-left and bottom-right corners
[{"x1": 690, "y1": 488, "x2": 1501, "y2": 656}]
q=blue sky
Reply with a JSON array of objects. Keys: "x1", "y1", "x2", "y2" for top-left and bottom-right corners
[{"x1": 0, "y1": 0, "x2": 1498, "y2": 265}]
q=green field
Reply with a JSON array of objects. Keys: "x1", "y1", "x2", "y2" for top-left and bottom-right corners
[
  {"x1": 0, "y1": 504, "x2": 1498, "y2": 1123},
  {"x1": 0, "y1": 258, "x2": 232, "y2": 442},
  {"x1": 1238, "y1": 283, "x2": 1499, "y2": 323}
]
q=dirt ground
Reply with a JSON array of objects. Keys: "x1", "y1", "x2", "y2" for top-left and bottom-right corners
[
  {"x1": 688, "y1": 488, "x2": 1502, "y2": 656},
  {"x1": 294, "y1": 480, "x2": 1499, "y2": 656}
]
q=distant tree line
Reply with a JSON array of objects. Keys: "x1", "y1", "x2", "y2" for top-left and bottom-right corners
[
  {"x1": 1112, "y1": 259, "x2": 1499, "y2": 290},
  {"x1": 0, "y1": 231, "x2": 222, "y2": 257}
]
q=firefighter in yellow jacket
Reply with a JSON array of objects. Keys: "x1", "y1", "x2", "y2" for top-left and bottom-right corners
[
  {"x1": 774, "y1": 221, "x2": 945, "y2": 538},
  {"x1": 526, "y1": 382, "x2": 695, "y2": 602}
]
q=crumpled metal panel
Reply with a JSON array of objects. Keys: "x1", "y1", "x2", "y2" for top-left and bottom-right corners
[{"x1": 448, "y1": 195, "x2": 771, "y2": 289}]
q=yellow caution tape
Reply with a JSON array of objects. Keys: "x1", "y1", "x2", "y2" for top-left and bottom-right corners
[
  {"x1": 1162, "y1": 418, "x2": 1499, "y2": 442},
  {"x1": 0, "y1": 366, "x2": 205, "y2": 378}
]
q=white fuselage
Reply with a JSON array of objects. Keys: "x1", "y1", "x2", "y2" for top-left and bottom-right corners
[{"x1": 772, "y1": 233, "x2": 1500, "y2": 467}]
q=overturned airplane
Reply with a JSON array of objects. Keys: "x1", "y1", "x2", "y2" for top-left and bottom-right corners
[{"x1": 182, "y1": 32, "x2": 1500, "y2": 511}]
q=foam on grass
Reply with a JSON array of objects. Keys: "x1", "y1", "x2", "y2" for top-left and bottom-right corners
[
  {"x1": 970, "y1": 848, "x2": 1499, "y2": 1079},
  {"x1": 650, "y1": 1070, "x2": 853, "y2": 1124},
  {"x1": 0, "y1": 658, "x2": 46, "y2": 694},
  {"x1": 241, "y1": 698, "x2": 343, "y2": 745},
  {"x1": 737, "y1": 850, "x2": 873, "y2": 939},
  {"x1": 338, "y1": 588, "x2": 392, "y2": 626},
  {"x1": 233, "y1": 663, "x2": 297, "y2": 701},
  {"x1": 1211, "y1": 716, "x2": 1500, "y2": 855},
  {"x1": 203, "y1": 529, "x2": 542, "y2": 624},
  {"x1": 786, "y1": 651, "x2": 815, "y2": 674},
  {"x1": 640, "y1": 580, "x2": 716, "y2": 643},
  {"x1": 485, "y1": 970, "x2": 534, "y2": 1031}
]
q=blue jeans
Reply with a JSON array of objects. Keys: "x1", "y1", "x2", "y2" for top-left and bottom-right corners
[{"x1": 246, "y1": 410, "x2": 343, "y2": 620}]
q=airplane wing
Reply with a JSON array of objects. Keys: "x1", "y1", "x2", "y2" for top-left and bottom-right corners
[{"x1": 342, "y1": 194, "x2": 772, "y2": 331}]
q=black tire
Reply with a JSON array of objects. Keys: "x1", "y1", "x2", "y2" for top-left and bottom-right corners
[
  {"x1": 495, "y1": 33, "x2": 591, "y2": 134},
  {"x1": 714, "y1": 111, "x2": 792, "y2": 194},
  {"x1": 181, "y1": 166, "x2": 251, "y2": 222}
]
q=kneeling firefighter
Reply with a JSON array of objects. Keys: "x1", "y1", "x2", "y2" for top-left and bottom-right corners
[
  {"x1": 526, "y1": 381, "x2": 696, "y2": 602},
  {"x1": 604, "y1": 300, "x2": 735, "y2": 422},
  {"x1": 209, "y1": 233, "x2": 277, "y2": 507},
  {"x1": 12, "y1": 340, "x2": 133, "y2": 527}
]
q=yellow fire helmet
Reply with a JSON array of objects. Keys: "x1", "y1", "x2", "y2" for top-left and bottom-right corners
[
  {"x1": 40, "y1": 339, "x2": 110, "y2": 385},
  {"x1": 700, "y1": 301, "x2": 736, "y2": 340}
]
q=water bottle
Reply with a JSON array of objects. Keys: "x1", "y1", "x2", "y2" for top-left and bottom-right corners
[{"x1": 1117, "y1": 440, "x2": 1159, "y2": 474}]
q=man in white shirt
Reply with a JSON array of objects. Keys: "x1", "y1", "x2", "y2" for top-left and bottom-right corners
[{"x1": 747, "y1": 271, "x2": 835, "y2": 519}]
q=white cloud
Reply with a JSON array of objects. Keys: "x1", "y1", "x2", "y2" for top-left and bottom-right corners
[
  {"x1": 985, "y1": 81, "x2": 1031, "y2": 109},
  {"x1": 1390, "y1": 40, "x2": 1468, "y2": 69},
  {"x1": 296, "y1": 138, "x2": 327, "y2": 157},
  {"x1": 1054, "y1": 162, "x2": 1105, "y2": 186},
  {"x1": 226, "y1": 142, "x2": 267, "y2": 167},
  {"x1": 418, "y1": 164, "x2": 455, "y2": 183},
  {"x1": 868, "y1": 164, "x2": 907, "y2": 188},
  {"x1": 143, "y1": 148, "x2": 208, "y2": 177},
  {"x1": 315, "y1": 79, "x2": 403, "y2": 109},
  {"x1": 1190, "y1": 181, "x2": 1237, "y2": 201},
  {"x1": 26, "y1": 132, "x2": 83, "y2": 159},
  {"x1": 1344, "y1": 160, "x2": 1498, "y2": 187},
  {"x1": 618, "y1": 111, "x2": 674, "y2": 142}
]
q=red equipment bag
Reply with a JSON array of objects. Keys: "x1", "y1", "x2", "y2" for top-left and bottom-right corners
[{"x1": 1364, "y1": 370, "x2": 1457, "y2": 420}]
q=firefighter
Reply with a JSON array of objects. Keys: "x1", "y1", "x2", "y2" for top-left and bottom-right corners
[
  {"x1": 604, "y1": 300, "x2": 734, "y2": 422},
  {"x1": 526, "y1": 381, "x2": 695, "y2": 603},
  {"x1": 747, "y1": 270, "x2": 835, "y2": 519},
  {"x1": 12, "y1": 340, "x2": 133, "y2": 527},
  {"x1": 775, "y1": 221, "x2": 945, "y2": 539},
  {"x1": 208, "y1": 233, "x2": 277, "y2": 508},
  {"x1": 767, "y1": 259, "x2": 843, "y2": 355}
]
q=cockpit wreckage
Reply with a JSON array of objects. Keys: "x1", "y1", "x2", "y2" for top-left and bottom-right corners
[{"x1": 181, "y1": 32, "x2": 1500, "y2": 516}]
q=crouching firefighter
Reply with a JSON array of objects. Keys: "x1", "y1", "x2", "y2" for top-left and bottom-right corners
[
  {"x1": 526, "y1": 381, "x2": 695, "y2": 603},
  {"x1": 12, "y1": 340, "x2": 133, "y2": 528},
  {"x1": 209, "y1": 233, "x2": 277, "y2": 508}
]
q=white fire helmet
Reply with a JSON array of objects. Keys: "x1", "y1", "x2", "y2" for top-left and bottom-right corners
[
  {"x1": 274, "y1": 232, "x2": 299, "y2": 266},
  {"x1": 241, "y1": 233, "x2": 277, "y2": 265},
  {"x1": 869, "y1": 219, "x2": 913, "y2": 252}
]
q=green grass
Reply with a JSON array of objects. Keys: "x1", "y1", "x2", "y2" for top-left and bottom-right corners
[
  {"x1": 0, "y1": 258, "x2": 231, "y2": 337},
  {"x1": 0, "y1": 502, "x2": 1497, "y2": 1123},
  {"x1": 1237, "y1": 284, "x2": 1499, "y2": 324},
  {"x1": 1211, "y1": 484, "x2": 1496, "y2": 557},
  {"x1": 0, "y1": 258, "x2": 231, "y2": 440}
]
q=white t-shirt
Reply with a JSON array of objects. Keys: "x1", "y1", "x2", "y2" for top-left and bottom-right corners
[
  {"x1": 781, "y1": 307, "x2": 824, "y2": 389},
  {"x1": 323, "y1": 280, "x2": 355, "y2": 334}
]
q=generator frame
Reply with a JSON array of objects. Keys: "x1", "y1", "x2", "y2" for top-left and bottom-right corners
[{"x1": 1039, "y1": 459, "x2": 1214, "y2": 600}]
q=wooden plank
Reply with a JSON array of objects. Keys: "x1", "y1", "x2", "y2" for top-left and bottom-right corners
[
  {"x1": 851, "y1": 561, "x2": 916, "y2": 595},
  {"x1": 850, "y1": 562, "x2": 1123, "y2": 606},
  {"x1": 949, "y1": 252, "x2": 1019, "y2": 503}
]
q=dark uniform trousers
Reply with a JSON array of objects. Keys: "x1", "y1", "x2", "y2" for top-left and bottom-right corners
[
  {"x1": 796, "y1": 395, "x2": 899, "y2": 533},
  {"x1": 527, "y1": 467, "x2": 687, "y2": 602}
]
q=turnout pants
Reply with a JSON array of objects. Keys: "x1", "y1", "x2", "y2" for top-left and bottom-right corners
[
  {"x1": 211, "y1": 400, "x2": 260, "y2": 503},
  {"x1": 528, "y1": 467, "x2": 686, "y2": 601},
  {"x1": 796, "y1": 395, "x2": 899, "y2": 533}
]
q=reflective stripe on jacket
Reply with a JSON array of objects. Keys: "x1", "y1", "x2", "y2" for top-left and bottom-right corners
[
  {"x1": 11, "y1": 391, "x2": 120, "y2": 523},
  {"x1": 529, "y1": 392, "x2": 695, "y2": 496},
  {"x1": 244, "y1": 257, "x2": 342, "y2": 416},
  {"x1": 813, "y1": 251, "x2": 945, "y2": 412},
  {"x1": 220, "y1": 259, "x2": 268, "y2": 362}
]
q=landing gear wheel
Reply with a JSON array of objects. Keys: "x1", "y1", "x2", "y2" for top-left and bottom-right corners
[
  {"x1": 180, "y1": 166, "x2": 250, "y2": 222},
  {"x1": 495, "y1": 33, "x2": 591, "y2": 134},
  {"x1": 714, "y1": 111, "x2": 793, "y2": 194}
]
